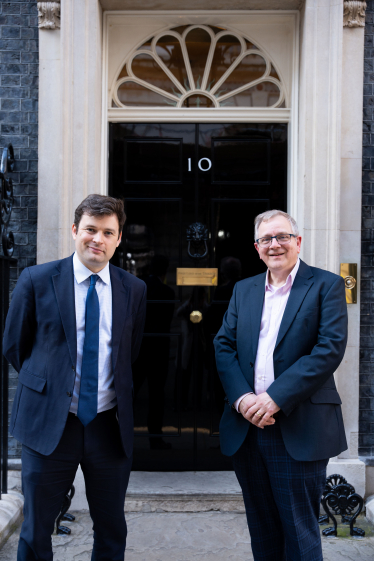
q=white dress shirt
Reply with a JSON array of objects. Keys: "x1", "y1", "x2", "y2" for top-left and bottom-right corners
[
  {"x1": 234, "y1": 258, "x2": 300, "y2": 411},
  {"x1": 70, "y1": 252, "x2": 117, "y2": 415}
]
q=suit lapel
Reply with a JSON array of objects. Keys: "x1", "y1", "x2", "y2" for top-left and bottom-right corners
[
  {"x1": 249, "y1": 274, "x2": 266, "y2": 359},
  {"x1": 52, "y1": 255, "x2": 77, "y2": 367},
  {"x1": 274, "y1": 260, "x2": 314, "y2": 350},
  {"x1": 110, "y1": 264, "x2": 129, "y2": 372}
]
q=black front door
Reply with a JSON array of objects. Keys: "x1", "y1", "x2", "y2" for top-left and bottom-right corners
[{"x1": 109, "y1": 122, "x2": 287, "y2": 470}]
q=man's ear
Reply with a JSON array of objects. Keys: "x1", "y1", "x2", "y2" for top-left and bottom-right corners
[
  {"x1": 254, "y1": 242, "x2": 261, "y2": 259},
  {"x1": 116, "y1": 231, "x2": 122, "y2": 248},
  {"x1": 72, "y1": 223, "x2": 77, "y2": 240},
  {"x1": 296, "y1": 236, "x2": 302, "y2": 253}
]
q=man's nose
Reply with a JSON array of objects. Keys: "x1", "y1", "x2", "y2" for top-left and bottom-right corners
[
  {"x1": 93, "y1": 231, "x2": 104, "y2": 243},
  {"x1": 269, "y1": 237, "x2": 281, "y2": 248}
]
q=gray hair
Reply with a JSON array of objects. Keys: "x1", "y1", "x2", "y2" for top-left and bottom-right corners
[{"x1": 254, "y1": 210, "x2": 299, "y2": 241}]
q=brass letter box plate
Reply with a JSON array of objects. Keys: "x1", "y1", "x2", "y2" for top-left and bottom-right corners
[{"x1": 176, "y1": 268, "x2": 218, "y2": 286}]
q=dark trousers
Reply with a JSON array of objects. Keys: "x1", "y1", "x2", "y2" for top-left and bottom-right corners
[
  {"x1": 18, "y1": 408, "x2": 132, "y2": 561},
  {"x1": 232, "y1": 422, "x2": 327, "y2": 561}
]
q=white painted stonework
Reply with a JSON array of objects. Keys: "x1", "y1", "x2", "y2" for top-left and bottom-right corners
[{"x1": 36, "y1": 1, "x2": 367, "y2": 493}]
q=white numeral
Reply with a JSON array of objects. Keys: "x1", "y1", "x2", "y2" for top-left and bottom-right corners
[{"x1": 198, "y1": 158, "x2": 212, "y2": 171}]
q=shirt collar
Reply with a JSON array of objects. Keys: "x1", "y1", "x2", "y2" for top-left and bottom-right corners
[
  {"x1": 265, "y1": 258, "x2": 300, "y2": 292},
  {"x1": 73, "y1": 252, "x2": 110, "y2": 285}
]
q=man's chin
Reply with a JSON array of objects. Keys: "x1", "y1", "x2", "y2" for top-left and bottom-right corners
[
  {"x1": 85, "y1": 255, "x2": 103, "y2": 263},
  {"x1": 267, "y1": 259, "x2": 287, "y2": 271},
  {"x1": 81, "y1": 254, "x2": 106, "y2": 270}
]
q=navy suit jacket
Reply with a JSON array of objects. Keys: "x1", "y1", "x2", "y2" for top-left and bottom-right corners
[
  {"x1": 214, "y1": 260, "x2": 348, "y2": 461},
  {"x1": 3, "y1": 255, "x2": 146, "y2": 457}
]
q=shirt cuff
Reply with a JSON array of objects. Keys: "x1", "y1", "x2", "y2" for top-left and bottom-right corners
[{"x1": 234, "y1": 392, "x2": 253, "y2": 412}]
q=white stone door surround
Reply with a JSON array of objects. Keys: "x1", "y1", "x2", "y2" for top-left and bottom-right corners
[{"x1": 37, "y1": 1, "x2": 366, "y2": 493}]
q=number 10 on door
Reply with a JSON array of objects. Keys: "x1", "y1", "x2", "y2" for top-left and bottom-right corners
[{"x1": 188, "y1": 158, "x2": 212, "y2": 172}]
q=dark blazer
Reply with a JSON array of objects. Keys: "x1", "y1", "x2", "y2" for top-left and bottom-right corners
[
  {"x1": 214, "y1": 259, "x2": 348, "y2": 461},
  {"x1": 3, "y1": 255, "x2": 146, "y2": 458}
]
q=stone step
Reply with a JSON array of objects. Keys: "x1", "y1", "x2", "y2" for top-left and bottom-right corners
[
  {"x1": 72, "y1": 469, "x2": 245, "y2": 513},
  {"x1": 8, "y1": 460, "x2": 367, "y2": 515}
]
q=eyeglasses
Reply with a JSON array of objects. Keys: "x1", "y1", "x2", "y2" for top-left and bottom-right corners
[{"x1": 255, "y1": 233, "x2": 296, "y2": 247}]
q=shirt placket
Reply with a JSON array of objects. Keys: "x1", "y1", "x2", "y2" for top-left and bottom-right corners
[
  {"x1": 265, "y1": 286, "x2": 282, "y2": 391},
  {"x1": 258, "y1": 290, "x2": 273, "y2": 394}
]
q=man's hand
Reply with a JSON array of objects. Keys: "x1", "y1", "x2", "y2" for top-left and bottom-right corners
[
  {"x1": 239, "y1": 393, "x2": 276, "y2": 428},
  {"x1": 246, "y1": 392, "x2": 280, "y2": 429}
]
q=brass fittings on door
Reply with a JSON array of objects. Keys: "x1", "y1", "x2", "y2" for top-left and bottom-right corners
[
  {"x1": 340, "y1": 263, "x2": 357, "y2": 304},
  {"x1": 190, "y1": 310, "x2": 203, "y2": 323}
]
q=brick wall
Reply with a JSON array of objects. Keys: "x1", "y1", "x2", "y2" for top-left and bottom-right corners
[
  {"x1": 361, "y1": 1, "x2": 374, "y2": 460},
  {"x1": 0, "y1": 1, "x2": 38, "y2": 459}
]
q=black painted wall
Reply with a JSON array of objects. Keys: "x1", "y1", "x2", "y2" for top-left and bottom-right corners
[{"x1": 0, "y1": 1, "x2": 38, "y2": 459}]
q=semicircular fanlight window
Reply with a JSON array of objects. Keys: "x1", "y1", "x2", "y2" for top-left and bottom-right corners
[{"x1": 113, "y1": 25, "x2": 285, "y2": 108}]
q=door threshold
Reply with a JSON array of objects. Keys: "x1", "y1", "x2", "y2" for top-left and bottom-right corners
[{"x1": 71, "y1": 468, "x2": 245, "y2": 512}]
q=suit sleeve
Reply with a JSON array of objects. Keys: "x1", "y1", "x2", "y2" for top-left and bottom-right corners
[
  {"x1": 131, "y1": 283, "x2": 147, "y2": 364},
  {"x1": 214, "y1": 284, "x2": 254, "y2": 406},
  {"x1": 267, "y1": 276, "x2": 348, "y2": 416},
  {"x1": 3, "y1": 268, "x2": 36, "y2": 373}
]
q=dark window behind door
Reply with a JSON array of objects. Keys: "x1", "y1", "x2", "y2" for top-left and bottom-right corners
[{"x1": 109, "y1": 123, "x2": 287, "y2": 470}]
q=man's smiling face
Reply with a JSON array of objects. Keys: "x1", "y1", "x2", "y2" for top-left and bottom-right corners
[
  {"x1": 254, "y1": 215, "x2": 301, "y2": 274},
  {"x1": 72, "y1": 213, "x2": 122, "y2": 273}
]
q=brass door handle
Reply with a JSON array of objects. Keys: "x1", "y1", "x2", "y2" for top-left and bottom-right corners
[{"x1": 190, "y1": 310, "x2": 203, "y2": 323}]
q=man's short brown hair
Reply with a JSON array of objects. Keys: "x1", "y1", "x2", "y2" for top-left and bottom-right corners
[{"x1": 74, "y1": 194, "x2": 126, "y2": 236}]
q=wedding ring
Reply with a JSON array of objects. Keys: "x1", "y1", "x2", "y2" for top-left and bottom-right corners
[{"x1": 255, "y1": 412, "x2": 263, "y2": 418}]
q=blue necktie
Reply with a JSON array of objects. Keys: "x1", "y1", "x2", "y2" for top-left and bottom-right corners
[{"x1": 77, "y1": 274, "x2": 99, "y2": 426}]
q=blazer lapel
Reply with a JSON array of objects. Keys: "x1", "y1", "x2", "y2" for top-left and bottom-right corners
[
  {"x1": 274, "y1": 260, "x2": 314, "y2": 350},
  {"x1": 249, "y1": 274, "x2": 266, "y2": 359},
  {"x1": 110, "y1": 264, "x2": 129, "y2": 372},
  {"x1": 52, "y1": 255, "x2": 77, "y2": 367}
]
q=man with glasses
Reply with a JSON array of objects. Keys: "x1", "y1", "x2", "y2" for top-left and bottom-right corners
[{"x1": 214, "y1": 210, "x2": 348, "y2": 561}]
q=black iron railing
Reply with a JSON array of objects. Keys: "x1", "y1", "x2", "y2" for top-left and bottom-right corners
[{"x1": 0, "y1": 144, "x2": 16, "y2": 498}]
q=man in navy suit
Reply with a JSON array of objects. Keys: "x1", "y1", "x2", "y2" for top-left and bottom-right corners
[
  {"x1": 3, "y1": 194, "x2": 146, "y2": 560},
  {"x1": 214, "y1": 210, "x2": 348, "y2": 561}
]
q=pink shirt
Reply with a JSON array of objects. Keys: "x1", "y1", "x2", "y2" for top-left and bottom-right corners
[{"x1": 234, "y1": 259, "x2": 300, "y2": 411}]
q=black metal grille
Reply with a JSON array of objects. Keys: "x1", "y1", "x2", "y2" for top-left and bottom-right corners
[
  {"x1": 0, "y1": 256, "x2": 16, "y2": 497},
  {"x1": 0, "y1": 144, "x2": 17, "y2": 497}
]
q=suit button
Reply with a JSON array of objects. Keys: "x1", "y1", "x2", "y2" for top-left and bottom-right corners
[
  {"x1": 72, "y1": 366, "x2": 75, "y2": 371},
  {"x1": 67, "y1": 391, "x2": 72, "y2": 397}
]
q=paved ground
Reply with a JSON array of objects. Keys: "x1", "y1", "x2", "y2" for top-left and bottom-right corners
[{"x1": 0, "y1": 512, "x2": 374, "y2": 561}]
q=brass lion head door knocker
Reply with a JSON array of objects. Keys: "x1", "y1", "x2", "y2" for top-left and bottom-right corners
[{"x1": 186, "y1": 222, "x2": 208, "y2": 260}]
